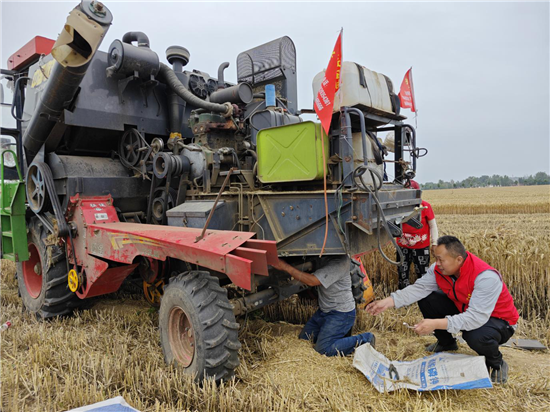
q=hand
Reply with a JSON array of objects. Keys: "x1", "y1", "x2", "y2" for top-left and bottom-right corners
[
  {"x1": 365, "y1": 297, "x2": 395, "y2": 316},
  {"x1": 431, "y1": 245, "x2": 436, "y2": 256},
  {"x1": 413, "y1": 319, "x2": 437, "y2": 336}
]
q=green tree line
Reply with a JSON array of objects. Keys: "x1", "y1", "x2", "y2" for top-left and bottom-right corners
[{"x1": 422, "y1": 172, "x2": 550, "y2": 190}]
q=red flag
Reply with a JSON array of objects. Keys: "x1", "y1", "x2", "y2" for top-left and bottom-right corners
[
  {"x1": 314, "y1": 31, "x2": 343, "y2": 135},
  {"x1": 399, "y1": 68, "x2": 417, "y2": 112}
]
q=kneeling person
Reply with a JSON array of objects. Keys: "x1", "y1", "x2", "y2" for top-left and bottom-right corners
[
  {"x1": 273, "y1": 256, "x2": 375, "y2": 356},
  {"x1": 366, "y1": 236, "x2": 518, "y2": 384}
]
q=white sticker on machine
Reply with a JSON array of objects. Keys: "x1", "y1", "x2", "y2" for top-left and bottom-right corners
[{"x1": 95, "y1": 213, "x2": 109, "y2": 221}]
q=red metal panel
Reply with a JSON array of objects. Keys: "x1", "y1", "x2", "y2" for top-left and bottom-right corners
[
  {"x1": 7, "y1": 36, "x2": 55, "y2": 71},
  {"x1": 78, "y1": 264, "x2": 138, "y2": 299},
  {"x1": 90, "y1": 223, "x2": 255, "y2": 270},
  {"x1": 242, "y1": 239, "x2": 279, "y2": 266},
  {"x1": 232, "y1": 247, "x2": 268, "y2": 276},
  {"x1": 225, "y1": 254, "x2": 253, "y2": 290},
  {"x1": 66, "y1": 195, "x2": 278, "y2": 294}
]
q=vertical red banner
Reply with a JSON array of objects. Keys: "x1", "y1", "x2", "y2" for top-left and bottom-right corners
[
  {"x1": 399, "y1": 68, "x2": 417, "y2": 112},
  {"x1": 314, "y1": 32, "x2": 343, "y2": 135}
]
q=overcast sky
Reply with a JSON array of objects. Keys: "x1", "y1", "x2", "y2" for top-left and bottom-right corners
[{"x1": 1, "y1": 1, "x2": 548, "y2": 183}]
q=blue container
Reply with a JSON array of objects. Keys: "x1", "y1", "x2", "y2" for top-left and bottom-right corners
[{"x1": 265, "y1": 84, "x2": 276, "y2": 107}]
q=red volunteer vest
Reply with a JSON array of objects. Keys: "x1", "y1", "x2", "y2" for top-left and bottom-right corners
[{"x1": 434, "y1": 252, "x2": 519, "y2": 325}]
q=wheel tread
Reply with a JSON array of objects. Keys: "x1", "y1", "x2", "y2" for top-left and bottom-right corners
[
  {"x1": 160, "y1": 270, "x2": 241, "y2": 383},
  {"x1": 202, "y1": 309, "x2": 224, "y2": 329},
  {"x1": 17, "y1": 217, "x2": 83, "y2": 319},
  {"x1": 204, "y1": 330, "x2": 228, "y2": 349}
]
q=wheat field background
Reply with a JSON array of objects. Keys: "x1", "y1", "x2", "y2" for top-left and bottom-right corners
[{"x1": 1, "y1": 185, "x2": 549, "y2": 411}]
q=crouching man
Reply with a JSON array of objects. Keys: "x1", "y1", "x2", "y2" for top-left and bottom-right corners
[
  {"x1": 366, "y1": 236, "x2": 519, "y2": 384},
  {"x1": 273, "y1": 256, "x2": 375, "y2": 356}
]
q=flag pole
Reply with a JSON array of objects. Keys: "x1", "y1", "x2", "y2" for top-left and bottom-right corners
[
  {"x1": 339, "y1": 27, "x2": 344, "y2": 106},
  {"x1": 409, "y1": 66, "x2": 418, "y2": 129},
  {"x1": 319, "y1": 28, "x2": 343, "y2": 258}
]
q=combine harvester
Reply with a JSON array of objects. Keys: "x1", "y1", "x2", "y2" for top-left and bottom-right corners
[{"x1": 1, "y1": 1, "x2": 424, "y2": 381}]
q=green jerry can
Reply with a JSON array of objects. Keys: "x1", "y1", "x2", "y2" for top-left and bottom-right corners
[{"x1": 257, "y1": 121, "x2": 330, "y2": 183}]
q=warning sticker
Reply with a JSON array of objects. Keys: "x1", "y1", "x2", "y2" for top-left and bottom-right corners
[{"x1": 95, "y1": 213, "x2": 109, "y2": 221}]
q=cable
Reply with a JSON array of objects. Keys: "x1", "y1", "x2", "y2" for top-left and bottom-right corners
[
  {"x1": 231, "y1": 149, "x2": 242, "y2": 169},
  {"x1": 245, "y1": 102, "x2": 267, "y2": 132},
  {"x1": 333, "y1": 169, "x2": 355, "y2": 246},
  {"x1": 276, "y1": 98, "x2": 288, "y2": 111},
  {"x1": 319, "y1": 129, "x2": 329, "y2": 257},
  {"x1": 249, "y1": 193, "x2": 266, "y2": 240},
  {"x1": 353, "y1": 164, "x2": 383, "y2": 191},
  {"x1": 353, "y1": 165, "x2": 404, "y2": 266},
  {"x1": 10, "y1": 76, "x2": 31, "y2": 121}
]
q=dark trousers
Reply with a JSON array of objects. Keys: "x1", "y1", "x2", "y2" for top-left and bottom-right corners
[
  {"x1": 418, "y1": 291, "x2": 515, "y2": 369},
  {"x1": 397, "y1": 246, "x2": 430, "y2": 289},
  {"x1": 299, "y1": 308, "x2": 374, "y2": 356}
]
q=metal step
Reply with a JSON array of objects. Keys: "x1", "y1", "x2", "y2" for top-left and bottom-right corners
[
  {"x1": 2, "y1": 253, "x2": 15, "y2": 261},
  {"x1": 0, "y1": 157, "x2": 29, "y2": 262}
]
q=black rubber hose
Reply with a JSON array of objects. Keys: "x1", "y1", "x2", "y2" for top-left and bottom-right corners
[
  {"x1": 354, "y1": 166, "x2": 404, "y2": 266},
  {"x1": 158, "y1": 62, "x2": 231, "y2": 116}
]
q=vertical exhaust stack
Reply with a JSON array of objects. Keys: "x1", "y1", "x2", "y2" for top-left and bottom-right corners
[{"x1": 22, "y1": 0, "x2": 113, "y2": 160}]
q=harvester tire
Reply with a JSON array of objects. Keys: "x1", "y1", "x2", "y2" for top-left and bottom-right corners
[
  {"x1": 16, "y1": 217, "x2": 82, "y2": 318},
  {"x1": 159, "y1": 271, "x2": 241, "y2": 382}
]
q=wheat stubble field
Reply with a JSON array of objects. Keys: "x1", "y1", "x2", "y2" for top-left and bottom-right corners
[{"x1": 1, "y1": 185, "x2": 549, "y2": 411}]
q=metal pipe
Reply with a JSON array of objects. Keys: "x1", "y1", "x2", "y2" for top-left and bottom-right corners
[
  {"x1": 217, "y1": 62, "x2": 229, "y2": 89},
  {"x1": 403, "y1": 124, "x2": 417, "y2": 172},
  {"x1": 195, "y1": 167, "x2": 234, "y2": 242},
  {"x1": 122, "y1": 31, "x2": 150, "y2": 48},
  {"x1": 158, "y1": 63, "x2": 232, "y2": 117},
  {"x1": 231, "y1": 279, "x2": 308, "y2": 316},
  {"x1": 22, "y1": 1, "x2": 113, "y2": 160},
  {"x1": 210, "y1": 83, "x2": 253, "y2": 105},
  {"x1": 346, "y1": 107, "x2": 369, "y2": 166},
  {"x1": 168, "y1": 91, "x2": 183, "y2": 133},
  {"x1": 166, "y1": 46, "x2": 189, "y2": 134},
  {"x1": 341, "y1": 109, "x2": 354, "y2": 186},
  {"x1": 231, "y1": 288, "x2": 278, "y2": 316}
]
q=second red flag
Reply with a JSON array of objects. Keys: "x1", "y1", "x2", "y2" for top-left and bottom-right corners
[{"x1": 314, "y1": 32, "x2": 342, "y2": 135}]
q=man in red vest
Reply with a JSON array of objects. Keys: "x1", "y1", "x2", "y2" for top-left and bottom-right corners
[{"x1": 366, "y1": 236, "x2": 519, "y2": 384}]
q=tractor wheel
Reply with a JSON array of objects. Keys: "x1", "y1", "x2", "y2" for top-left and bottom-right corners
[
  {"x1": 159, "y1": 271, "x2": 241, "y2": 382},
  {"x1": 16, "y1": 217, "x2": 82, "y2": 318}
]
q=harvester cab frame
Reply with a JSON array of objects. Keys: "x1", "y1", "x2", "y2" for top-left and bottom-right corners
[{"x1": 1, "y1": 0, "x2": 426, "y2": 382}]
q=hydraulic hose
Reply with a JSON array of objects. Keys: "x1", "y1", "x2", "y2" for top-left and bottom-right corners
[
  {"x1": 158, "y1": 62, "x2": 232, "y2": 117},
  {"x1": 354, "y1": 165, "x2": 404, "y2": 266}
]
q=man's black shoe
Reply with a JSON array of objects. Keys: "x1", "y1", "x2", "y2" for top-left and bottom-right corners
[
  {"x1": 425, "y1": 340, "x2": 458, "y2": 353},
  {"x1": 490, "y1": 360, "x2": 509, "y2": 384}
]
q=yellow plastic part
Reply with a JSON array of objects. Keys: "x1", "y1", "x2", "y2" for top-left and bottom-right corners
[
  {"x1": 68, "y1": 269, "x2": 79, "y2": 293},
  {"x1": 143, "y1": 279, "x2": 165, "y2": 307},
  {"x1": 357, "y1": 268, "x2": 375, "y2": 309}
]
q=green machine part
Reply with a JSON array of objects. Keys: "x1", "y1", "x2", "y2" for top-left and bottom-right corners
[
  {"x1": 257, "y1": 121, "x2": 330, "y2": 183},
  {"x1": 1, "y1": 150, "x2": 29, "y2": 262}
]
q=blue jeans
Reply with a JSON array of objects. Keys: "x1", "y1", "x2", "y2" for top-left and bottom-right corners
[{"x1": 299, "y1": 308, "x2": 374, "y2": 356}]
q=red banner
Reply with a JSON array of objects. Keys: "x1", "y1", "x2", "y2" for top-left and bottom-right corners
[
  {"x1": 314, "y1": 32, "x2": 342, "y2": 135},
  {"x1": 399, "y1": 68, "x2": 417, "y2": 112}
]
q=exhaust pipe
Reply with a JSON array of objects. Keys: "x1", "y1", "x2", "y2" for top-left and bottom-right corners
[{"x1": 22, "y1": 0, "x2": 113, "y2": 160}]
